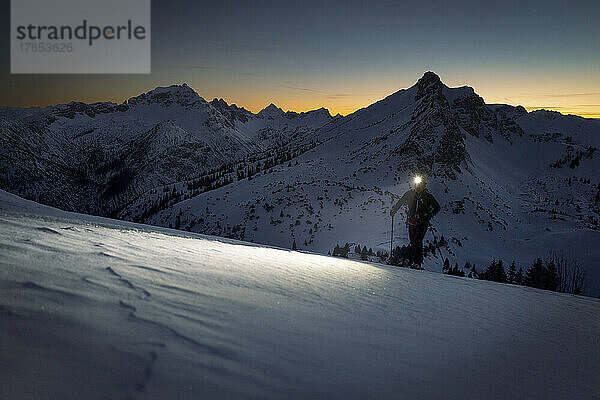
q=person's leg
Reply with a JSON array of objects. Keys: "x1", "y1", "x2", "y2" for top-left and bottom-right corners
[
  {"x1": 408, "y1": 224, "x2": 417, "y2": 264},
  {"x1": 414, "y1": 224, "x2": 427, "y2": 266}
]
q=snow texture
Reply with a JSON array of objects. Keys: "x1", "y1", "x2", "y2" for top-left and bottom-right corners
[{"x1": 1, "y1": 190, "x2": 599, "y2": 399}]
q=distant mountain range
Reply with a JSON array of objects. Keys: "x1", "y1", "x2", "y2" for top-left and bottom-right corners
[{"x1": 2, "y1": 71, "x2": 599, "y2": 295}]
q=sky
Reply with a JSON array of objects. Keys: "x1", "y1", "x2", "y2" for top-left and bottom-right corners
[{"x1": 1, "y1": 0, "x2": 599, "y2": 117}]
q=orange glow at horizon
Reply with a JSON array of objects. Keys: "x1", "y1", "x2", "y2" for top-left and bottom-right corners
[{"x1": 5, "y1": 78, "x2": 600, "y2": 120}]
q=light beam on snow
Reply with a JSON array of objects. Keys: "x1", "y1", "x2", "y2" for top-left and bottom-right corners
[{"x1": 1, "y1": 190, "x2": 599, "y2": 400}]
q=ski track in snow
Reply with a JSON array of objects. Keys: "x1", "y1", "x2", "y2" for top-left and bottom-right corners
[{"x1": 1, "y1": 190, "x2": 600, "y2": 399}]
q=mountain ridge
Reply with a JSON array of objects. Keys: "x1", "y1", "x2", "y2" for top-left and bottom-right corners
[
  {"x1": 1, "y1": 71, "x2": 599, "y2": 294},
  {"x1": 0, "y1": 72, "x2": 590, "y2": 123}
]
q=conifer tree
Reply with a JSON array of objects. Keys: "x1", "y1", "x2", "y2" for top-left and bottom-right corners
[
  {"x1": 515, "y1": 268, "x2": 524, "y2": 285},
  {"x1": 479, "y1": 259, "x2": 507, "y2": 283},
  {"x1": 333, "y1": 244, "x2": 340, "y2": 256},
  {"x1": 524, "y1": 258, "x2": 545, "y2": 289},
  {"x1": 507, "y1": 261, "x2": 517, "y2": 284},
  {"x1": 360, "y1": 246, "x2": 368, "y2": 261},
  {"x1": 542, "y1": 260, "x2": 558, "y2": 291},
  {"x1": 443, "y1": 258, "x2": 450, "y2": 273}
]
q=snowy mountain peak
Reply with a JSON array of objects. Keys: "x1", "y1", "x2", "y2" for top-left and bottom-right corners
[
  {"x1": 258, "y1": 103, "x2": 285, "y2": 117},
  {"x1": 210, "y1": 97, "x2": 229, "y2": 108},
  {"x1": 144, "y1": 83, "x2": 197, "y2": 97},
  {"x1": 127, "y1": 83, "x2": 204, "y2": 109},
  {"x1": 301, "y1": 107, "x2": 331, "y2": 118},
  {"x1": 50, "y1": 101, "x2": 129, "y2": 119},
  {"x1": 210, "y1": 97, "x2": 253, "y2": 123},
  {"x1": 417, "y1": 71, "x2": 442, "y2": 87},
  {"x1": 415, "y1": 71, "x2": 444, "y2": 101}
]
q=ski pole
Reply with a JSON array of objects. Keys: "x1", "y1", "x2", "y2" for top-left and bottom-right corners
[
  {"x1": 390, "y1": 213, "x2": 394, "y2": 259},
  {"x1": 429, "y1": 224, "x2": 446, "y2": 265}
]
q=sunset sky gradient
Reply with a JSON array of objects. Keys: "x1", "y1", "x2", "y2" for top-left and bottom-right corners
[{"x1": 1, "y1": 0, "x2": 598, "y2": 117}]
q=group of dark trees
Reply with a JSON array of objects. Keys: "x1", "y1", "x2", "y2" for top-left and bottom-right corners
[
  {"x1": 186, "y1": 169, "x2": 233, "y2": 192},
  {"x1": 423, "y1": 235, "x2": 446, "y2": 258},
  {"x1": 354, "y1": 245, "x2": 375, "y2": 260},
  {"x1": 329, "y1": 243, "x2": 388, "y2": 262},
  {"x1": 331, "y1": 243, "x2": 351, "y2": 258},
  {"x1": 135, "y1": 174, "x2": 234, "y2": 223},
  {"x1": 331, "y1": 242, "x2": 444, "y2": 268},
  {"x1": 550, "y1": 146, "x2": 596, "y2": 169},
  {"x1": 387, "y1": 245, "x2": 419, "y2": 268},
  {"x1": 130, "y1": 137, "x2": 323, "y2": 225},
  {"x1": 450, "y1": 252, "x2": 586, "y2": 295},
  {"x1": 133, "y1": 184, "x2": 181, "y2": 222},
  {"x1": 237, "y1": 141, "x2": 319, "y2": 181},
  {"x1": 388, "y1": 241, "x2": 452, "y2": 270},
  {"x1": 442, "y1": 260, "x2": 465, "y2": 277},
  {"x1": 329, "y1": 240, "x2": 586, "y2": 296}
]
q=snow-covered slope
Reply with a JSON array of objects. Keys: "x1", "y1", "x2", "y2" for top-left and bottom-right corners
[
  {"x1": 0, "y1": 85, "x2": 333, "y2": 216},
  {"x1": 134, "y1": 73, "x2": 600, "y2": 295},
  {"x1": 1, "y1": 190, "x2": 599, "y2": 399},
  {"x1": 1, "y1": 72, "x2": 599, "y2": 296}
]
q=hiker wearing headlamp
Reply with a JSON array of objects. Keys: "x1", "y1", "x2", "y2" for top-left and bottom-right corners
[{"x1": 390, "y1": 175, "x2": 440, "y2": 267}]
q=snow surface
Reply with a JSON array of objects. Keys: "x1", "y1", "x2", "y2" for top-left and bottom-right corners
[{"x1": 1, "y1": 190, "x2": 599, "y2": 399}]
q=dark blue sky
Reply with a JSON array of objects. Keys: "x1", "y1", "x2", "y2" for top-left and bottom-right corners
[{"x1": 1, "y1": 0, "x2": 599, "y2": 116}]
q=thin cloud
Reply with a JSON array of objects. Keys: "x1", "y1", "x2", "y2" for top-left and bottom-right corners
[
  {"x1": 524, "y1": 106, "x2": 569, "y2": 109},
  {"x1": 282, "y1": 85, "x2": 325, "y2": 94},
  {"x1": 325, "y1": 94, "x2": 354, "y2": 99},
  {"x1": 153, "y1": 65, "x2": 224, "y2": 70},
  {"x1": 518, "y1": 92, "x2": 600, "y2": 98},
  {"x1": 208, "y1": 41, "x2": 280, "y2": 52},
  {"x1": 281, "y1": 85, "x2": 356, "y2": 98},
  {"x1": 282, "y1": 85, "x2": 384, "y2": 99},
  {"x1": 523, "y1": 105, "x2": 599, "y2": 109}
]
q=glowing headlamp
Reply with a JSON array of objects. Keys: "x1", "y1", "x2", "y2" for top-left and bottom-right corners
[{"x1": 413, "y1": 175, "x2": 422, "y2": 185}]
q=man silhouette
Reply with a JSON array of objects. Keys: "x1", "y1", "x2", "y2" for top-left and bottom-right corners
[{"x1": 390, "y1": 175, "x2": 440, "y2": 267}]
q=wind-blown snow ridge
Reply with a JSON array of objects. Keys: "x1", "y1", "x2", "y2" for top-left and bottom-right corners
[{"x1": 1, "y1": 190, "x2": 599, "y2": 399}]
